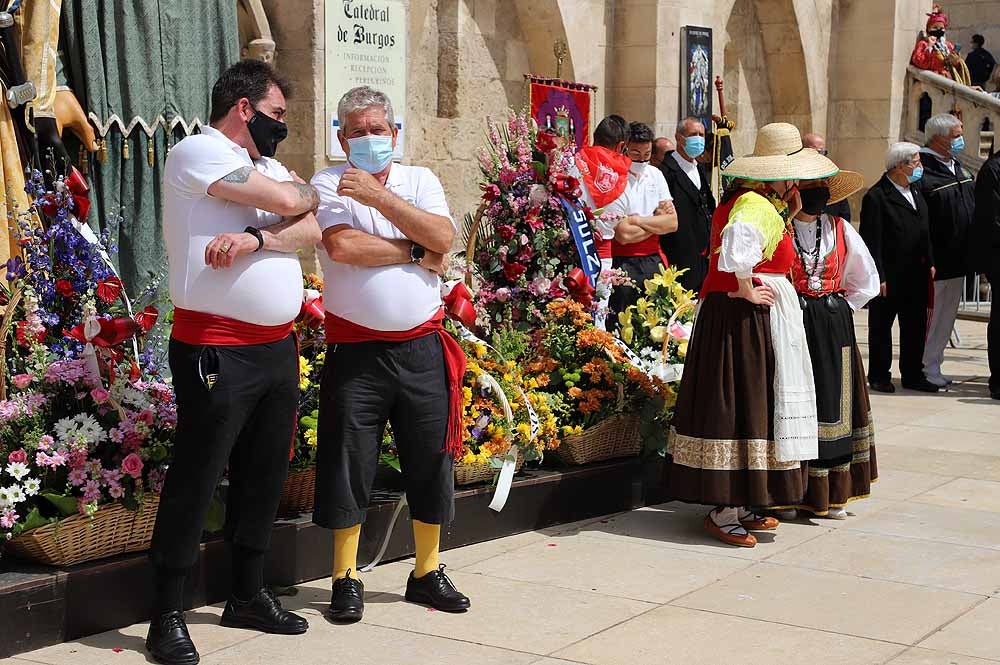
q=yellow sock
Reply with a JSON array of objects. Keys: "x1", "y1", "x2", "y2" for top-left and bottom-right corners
[
  {"x1": 332, "y1": 524, "x2": 361, "y2": 580},
  {"x1": 412, "y1": 520, "x2": 441, "y2": 579}
]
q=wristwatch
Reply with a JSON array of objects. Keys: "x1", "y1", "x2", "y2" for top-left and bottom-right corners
[
  {"x1": 244, "y1": 226, "x2": 264, "y2": 252},
  {"x1": 410, "y1": 242, "x2": 426, "y2": 264}
]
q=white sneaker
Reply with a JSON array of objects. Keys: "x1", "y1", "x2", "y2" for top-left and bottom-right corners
[
  {"x1": 826, "y1": 507, "x2": 848, "y2": 520},
  {"x1": 926, "y1": 375, "x2": 952, "y2": 388}
]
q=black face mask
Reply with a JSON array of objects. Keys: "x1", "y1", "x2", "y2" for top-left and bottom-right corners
[
  {"x1": 247, "y1": 109, "x2": 288, "y2": 158},
  {"x1": 928, "y1": 29, "x2": 946, "y2": 38},
  {"x1": 799, "y1": 186, "x2": 831, "y2": 215}
]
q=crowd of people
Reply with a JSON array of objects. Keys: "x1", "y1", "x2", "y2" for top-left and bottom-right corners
[{"x1": 140, "y1": 55, "x2": 998, "y2": 665}]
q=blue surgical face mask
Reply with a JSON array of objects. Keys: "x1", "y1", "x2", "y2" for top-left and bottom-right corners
[
  {"x1": 907, "y1": 166, "x2": 924, "y2": 183},
  {"x1": 347, "y1": 134, "x2": 394, "y2": 173},
  {"x1": 684, "y1": 135, "x2": 705, "y2": 159},
  {"x1": 950, "y1": 135, "x2": 965, "y2": 156}
]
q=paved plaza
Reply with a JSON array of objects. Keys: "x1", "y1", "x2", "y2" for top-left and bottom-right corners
[{"x1": 4, "y1": 314, "x2": 998, "y2": 665}]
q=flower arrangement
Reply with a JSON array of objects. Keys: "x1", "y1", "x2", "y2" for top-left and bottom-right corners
[
  {"x1": 616, "y1": 265, "x2": 697, "y2": 382},
  {"x1": 471, "y1": 109, "x2": 597, "y2": 332},
  {"x1": 458, "y1": 339, "x2": 559, "y2": 468},
  {"x1": 291, "y1": 273, "x2": 325, "y2": 471},
  {"x1": 523, "y1": 300, "x2": 666, "y2": 436},
  {"x1": 0, "y1": 169, "x2": 174, "y2": 544}
]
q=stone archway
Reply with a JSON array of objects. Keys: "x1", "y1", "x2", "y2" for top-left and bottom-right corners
[{"x1": 237, "y1": 0, "x2": 276, "y2": 63}]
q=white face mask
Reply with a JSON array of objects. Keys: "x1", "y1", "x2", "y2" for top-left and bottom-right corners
[{"x1": 629, "y1": 161, "x2": 648, "y2": 177}]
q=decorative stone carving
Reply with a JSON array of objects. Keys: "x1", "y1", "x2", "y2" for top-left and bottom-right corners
[{"x1": 238, "y1": 0, "x2": 276, "y2": 63}]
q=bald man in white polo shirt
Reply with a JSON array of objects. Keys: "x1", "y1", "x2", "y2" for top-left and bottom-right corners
[
  {"x1": 147, "y1": 61, "x2": 320, "y2": 665},
  {"x1": 311, "y1": 86, "x2": 471, "y2": 624}
]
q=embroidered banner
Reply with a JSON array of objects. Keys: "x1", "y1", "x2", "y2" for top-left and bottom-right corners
[{"x1": 527, "y1": 76, "x2": 595, "y2": 150}]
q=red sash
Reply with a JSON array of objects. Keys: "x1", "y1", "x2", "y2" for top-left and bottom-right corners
[
  {"x1": 610, "y1": 236, "x2": 668, "y2": 264},
  {"x1": 576, "y1": 146, "x2": 630, "y2": 208},
  {"x1": 171, "y1": 308, "x2": 294, "y2": 346},
  {"x1": 325, "y1": 309, "x2": 466, "y2": 459}
]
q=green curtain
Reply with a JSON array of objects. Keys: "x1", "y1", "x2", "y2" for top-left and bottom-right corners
[{"x1": 58, "y1": 1, "x2": 239, "y2": 292}]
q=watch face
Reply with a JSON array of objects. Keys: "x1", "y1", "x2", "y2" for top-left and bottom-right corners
[{"x1": 412, "y1": 245, "x2": 425, "y2": 262}]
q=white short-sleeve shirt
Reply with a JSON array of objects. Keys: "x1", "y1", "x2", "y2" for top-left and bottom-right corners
[
  {"x1": 312, "y1": 163, "x2": 454, "y2": 331},
  {"x1": 606, "y1": 165, "x2": 673, "y2": 218},
  {"x1": 162, "y1": 126, "x2": 304, "y2": 326}
]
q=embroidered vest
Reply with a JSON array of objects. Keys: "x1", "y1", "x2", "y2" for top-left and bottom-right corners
[{"x1": 790, "y1": 217, "x2": 848, "y2": 297}]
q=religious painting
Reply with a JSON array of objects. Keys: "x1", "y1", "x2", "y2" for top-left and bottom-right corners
[
  {"x1": 680, "y1": 26, "x2": 713, "y2": 130},
  {"x1": 526, "y1": 76, "x2": 595, "y2": 149}
]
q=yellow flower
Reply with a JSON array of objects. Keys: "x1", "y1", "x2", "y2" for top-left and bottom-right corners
[
  {"x1": 515, "y1": 422, "x2": 531, "y2": 440},
  {"x1": 474, "y1": 344, "x2": 487, "y2": 359},
  {"x1": 304, "y1": 428, "x2": 318, "y2": 448},
  {"x1": 462, "y1": 386, "x2": 473, "y2": 406},
  {"x1": 502, "y1": 373, "x2": 513, "y2": 383},
  {"x1": 678, "y1": 340, "x2": 689, "y2": 358},
  {"x1": 461, "y1": 450, "x2": 477, "y2": 464},
  {"x1": 650, "y1": 326, "x2": 667, "y2": 344},
  {"x1": 298, "y1": 356, "x2": 313, "y2": 390}
]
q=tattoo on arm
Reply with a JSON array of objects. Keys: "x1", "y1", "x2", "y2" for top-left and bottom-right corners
[
  {"x1": 292, "y1": 182, "x2": 320, "y2": 208},
  {"x1": 221, "y1": 166, "x2": 253, "y2": 184}
]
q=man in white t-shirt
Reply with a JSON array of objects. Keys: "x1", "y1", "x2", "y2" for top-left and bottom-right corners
[
  {"x1": 148, "y1": 60, "x2": 320, "y2": 665},
  {"x1": 311, "y1": 86, "x2": 470, "y2": 624},
  {"x1": 609, "y1": 121, "x2": 678, "y2": 325}
]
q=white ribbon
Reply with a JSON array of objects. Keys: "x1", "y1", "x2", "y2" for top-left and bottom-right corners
[
  {"x1": 359, "y1": 496, "x2": 408, "y2": 573},
  {"x1": 80, "y1": 316, "x2": 102, "y2": 381},
  {"x1": 477, "y1": 372, "x2": 517, "y2": 513}
]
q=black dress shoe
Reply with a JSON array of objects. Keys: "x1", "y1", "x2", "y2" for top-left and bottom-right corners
[
  {"x1": 328, "y1": 573, "x2": 365, "y2": 623},
  {"x1": 991, "y1": 391, "x2": 1000, "y2": 400},
  {"x1": 405, "y1": 565, "x2": 470, "y2": 613},
  {"x1": 901, "y1": 379, "x2": 940, "y2": 393},
  {"x1": 146, "y1": 611, "x2": 199, "y2": 665},
  {"x1": 220, "y1": 588, "x2": 308, "y2": 635},
  {"x1": 869, "y1": 380, "x2": 895, "y2": 394}
]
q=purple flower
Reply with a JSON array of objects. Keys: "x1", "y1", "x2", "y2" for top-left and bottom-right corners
[{"x1": 67, "y1": 468, "x2": 87, "y2": 486}]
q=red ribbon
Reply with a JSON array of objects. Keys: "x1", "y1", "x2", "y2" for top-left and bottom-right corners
[
  {"x1": 442, "y1": 282, "x2": 477, "y2": 328},
  {"x1": 297, "y1": 297, "x2": 325, "y2": 330},
  {"x1": 564, "y1": 268, "x2": 595, "y2": 308},
  {"x1": 65, "y1": 317, "x2": 141, "y2": 349},
  {"x1": 40, "y1": 167, "x2": 91, "y2": 221}
]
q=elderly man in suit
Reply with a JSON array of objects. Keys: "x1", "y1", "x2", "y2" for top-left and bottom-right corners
[
  {"x1": 859, "y1": 142, "x2": 938, "y2": 394},
  {"x1": 658, "y1": 117, "x2": 715, "y2": 293}
]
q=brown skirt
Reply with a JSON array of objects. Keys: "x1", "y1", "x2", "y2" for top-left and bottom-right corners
[
  {"x1": 664, "y1": 293, "x2": 807, "y2": 508},
  {"x1": 781, "y1": 295, "x2": 878, "y2": 515}
]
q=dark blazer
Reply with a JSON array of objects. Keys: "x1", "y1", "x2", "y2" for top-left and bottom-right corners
[
  {"x1": 915, "y1": 152, "x2": 975, "y2": 280},
  {"x1": 658, "y1": 152, "x2": 716, "y2": 292},
  {"x1": 859, "y1": 173, "x2": 934, "y2": 301},
  {"x1": 973, "y1": 152, "x2": 1000, "y2": 275}
]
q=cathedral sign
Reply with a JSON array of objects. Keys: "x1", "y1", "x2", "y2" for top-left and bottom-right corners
[{"x1": 325, "y1": 0, "x2": 408, "y2": 160}]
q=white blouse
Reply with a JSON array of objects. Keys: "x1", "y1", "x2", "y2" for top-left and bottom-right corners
[
  {"x1": 792, "y1": 215, "x2": 880, "y2": 311},
  {"x1": 718, "y1": 221, "x2": 765, "y2": 279}
]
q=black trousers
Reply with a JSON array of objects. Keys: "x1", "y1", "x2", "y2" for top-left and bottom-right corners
[
  {"x1": 150, "y1": 335, "x2": 298, "y2": 570},
  {"x1": 989, "y1": 270, "x2": 999, "y2": 393},
  {"x1": 609, "y1": 254, "x2": 664, "y2": 330},
  {"x1": 867, "y1": 293, "x2": 928, "y2": 385},
  {"x1": 313, "y1": 334, "x2": 453, "y2": 530}
]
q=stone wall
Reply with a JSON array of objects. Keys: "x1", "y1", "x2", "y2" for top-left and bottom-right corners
[
  {"x1": 939, "y1": 0, "x2": 1000, "y2": 70},
  {"x1": 263, "y1": 0, "x2": 933, "y2": 223}
]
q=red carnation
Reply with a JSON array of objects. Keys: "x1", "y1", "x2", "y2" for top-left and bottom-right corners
[
  {"x1": 536, "y1": 131, "x2": 559, "y2": 153},
  {"x1": 503, "y1": 262, "x2": 527, "y2": 282},
  {"x1": 55, "y1": 279, "x2": 75, "y2": 298},
  {"x1": 96, "y1": 276, "x2": 124, "y2": 304}
]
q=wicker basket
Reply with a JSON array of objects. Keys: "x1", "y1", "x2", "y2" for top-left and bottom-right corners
[
  {"x1": 5, "y1": 494, "x2": 160, "y2": 566},
  {"x1": 278, "y1": 467, "x2": 316, "y2": 516},
  {"x1": 454, "y1": 450, "x2": 525, "y2": 487},
  {"x1": 555, "y1": 413, "x2": 641, "y2": 465}
]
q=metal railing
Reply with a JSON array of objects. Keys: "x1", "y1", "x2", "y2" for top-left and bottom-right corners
[{"x1": 958, "y1": 274, "x2": 992, "y2": 319}]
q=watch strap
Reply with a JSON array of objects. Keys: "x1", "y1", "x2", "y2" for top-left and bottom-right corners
[{"x1": 244, "y1": 226, "x2": 264, "y2": 252}]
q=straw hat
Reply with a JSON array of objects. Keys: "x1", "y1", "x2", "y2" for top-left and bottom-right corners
[
  {"x1": 723, "y1": 122, "x2": 839, "y2": 181},
  {"x1": 824, "y1": 170, "x2": 864, "y2": 204}
]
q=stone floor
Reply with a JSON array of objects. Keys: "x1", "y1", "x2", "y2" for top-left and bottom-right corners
[{"x1": 4, "y1": 314, "x2": 998, "y2": 665}]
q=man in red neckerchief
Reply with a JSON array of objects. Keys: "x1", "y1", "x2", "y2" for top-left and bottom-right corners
[
  {"x1": 310, "y1": 86, "x2": 470, "y2": 623},
  {"x1": 607, "y1": 121, "x2": 679, "y2": 326},
  {"x1": 574, "y1": 115, "x2": 631, "y2": 328},
  {"x1": 148, "y1": 61, "x2": 321, "y2": 665}
]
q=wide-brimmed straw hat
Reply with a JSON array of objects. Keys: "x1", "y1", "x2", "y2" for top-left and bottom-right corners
[
  {"x1": 823, "y1": 170, "x2": 865, "y2": 204},
  {"x1": 723, "y1": 123, "x2": 839, "y2": 182}
]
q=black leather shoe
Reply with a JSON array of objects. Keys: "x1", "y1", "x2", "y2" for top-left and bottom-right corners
[
  {"x1": 328, "y1": 572, "x2": 365, "y2": 623},
  {"x1": 146, "y1": 611, "x2": 199, "y2": 665},
  {"x1": 869, "y1": 380, "x2": 895, "y2": 394},
  {"x1": 901, "y1": 379, "x2": 940, "y2": 393},
  {"x1": 991, "y1": 391, "x2": 1000, "y2": 400},
  {"x1": 405, "y1": 565, "x2": 470, "y2": 613},
  {"x1": 220, "y1": 588, "x2": 308, "y2": 635}
]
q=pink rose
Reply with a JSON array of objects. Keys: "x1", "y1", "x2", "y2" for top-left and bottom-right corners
[
  {"x1": 7, "y1": 449, "x2": 27, "y2": 464},
  {"x1": 90, "y1": 387, "x2": 110, "y2": 404},
  {"x1": 121, "y1": 453, "x2": 144, "y2": 479},
  {"x1": 12, "y1": 374, "x2": 32, "y2": 389}
]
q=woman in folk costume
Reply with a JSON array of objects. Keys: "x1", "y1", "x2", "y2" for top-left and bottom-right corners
[
  {"x1": 665, "y1": 122, "x2": 833, "y2": 548},
  {"x1": 910, "y1": 5, "x2": 971, "y2": 85},
  {"x1": 776, "y1": 172, "x2": 880, "y2": 520}
]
